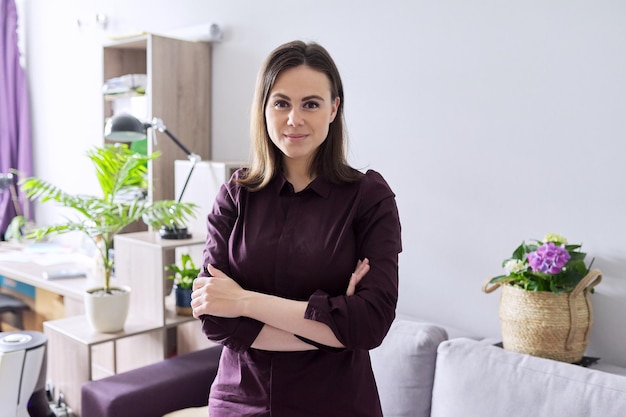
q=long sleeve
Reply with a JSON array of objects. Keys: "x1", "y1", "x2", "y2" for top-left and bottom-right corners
[
  {"x1": 304, "y1": 171, "x2": 402, "y2": 350},
  {"x1": 199, "y1": 173, "x2": 264, "y2": 352}
]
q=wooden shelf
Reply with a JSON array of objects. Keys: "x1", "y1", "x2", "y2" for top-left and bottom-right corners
[
  {"x1": 44, "y1": 315, "x2": 162, "y2": 347},
  {"x1": 44, "y1": 314, "x2": 166, "y2": 416},
  {"x1": 103, "y1": 34, "x2": 212, "y2": 202},
  {"x1": 43, "y1": 232, "x2": 209, "y2": 416},
  {"x1": 103, "y1": 91, "x2": 146, "y2": 101},
  {"x1": 112, "y1": 231, "x2": 204, "y2": 324},
  {"x1": 164, "y1": 292, "x2": 196, "y2": 327},
  {"x1": 115, "y1": 230, "x2": 205, "y2": 248}
]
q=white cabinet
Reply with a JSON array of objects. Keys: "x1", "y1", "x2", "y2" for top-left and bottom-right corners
[{"x1": 175, "y1": 160, "x2": 245, "y2": 237}]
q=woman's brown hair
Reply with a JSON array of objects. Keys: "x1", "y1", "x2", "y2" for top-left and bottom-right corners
[{"x1": 238, "y1": 40, "x2": 360, "y2": 190}]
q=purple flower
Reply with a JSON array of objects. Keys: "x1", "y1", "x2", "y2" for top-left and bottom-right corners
[{"x1": 527, "y1": 242, "x2": 570, "y2": 274}]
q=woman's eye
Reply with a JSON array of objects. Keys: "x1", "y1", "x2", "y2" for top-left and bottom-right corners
[
  {"x1": 303, "y1": 101, "x2": 320, "y2": 109},
  {"x1": 273, "y1": 100, "x2": 290, "y2": 108}
]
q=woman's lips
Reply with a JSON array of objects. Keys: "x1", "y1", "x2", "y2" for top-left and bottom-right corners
[{"x1": 284, "y1": 133, "x2": 307, "y2": 141}]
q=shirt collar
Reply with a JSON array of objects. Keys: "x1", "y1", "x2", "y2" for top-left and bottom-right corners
[{"x1": 274, "y1": 173, "x2": 331, "y2": 199}]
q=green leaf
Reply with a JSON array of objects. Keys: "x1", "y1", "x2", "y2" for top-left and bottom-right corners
[
  {"x1": 18, "y1": 144, "x2": 198, "y2": 292},
  {"x1": 489, "y1": 275, "x2": 510, "y2": 284},
  {"x1": 166, "y1": 253, "x2": 201, "y2": 289}
]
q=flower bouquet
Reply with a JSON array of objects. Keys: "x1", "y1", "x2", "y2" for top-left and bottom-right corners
[
  {"x1": 483, "y1": 233, "x2": 602, "y2": 363},
  {"x1": 487, "y1": 233, "x2": 593, "y2": 293}
]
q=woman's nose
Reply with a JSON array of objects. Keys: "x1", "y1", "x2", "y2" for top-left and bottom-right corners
[{"x1": 287, "y1": 108, "x2": 304, "y2": 126}]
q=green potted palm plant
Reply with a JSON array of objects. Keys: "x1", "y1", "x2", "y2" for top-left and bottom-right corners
[
  {"x1": 166, "y1": 253, "x2": 200, "y2": 316},
  {"x1": 20, "y1": 143, "x2": 196, "y2": 332}
]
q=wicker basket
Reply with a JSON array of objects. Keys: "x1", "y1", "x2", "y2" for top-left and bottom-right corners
[{"x1": 483, "y1": 269, "x2": 602, "y2": 363}]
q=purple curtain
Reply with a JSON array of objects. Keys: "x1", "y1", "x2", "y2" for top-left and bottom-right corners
[{"x1": 0, "y1": 0, "x2": 32, "y2": 239}]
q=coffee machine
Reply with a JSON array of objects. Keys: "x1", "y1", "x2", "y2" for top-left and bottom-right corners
[{"x1": 0, "y1": 331, "x2": 53, "y2": 417}]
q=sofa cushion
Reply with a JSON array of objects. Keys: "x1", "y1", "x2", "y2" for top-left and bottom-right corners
[
  {"x1": 370, "y1": 319, "x2": 448, "y2": 417},
  {"x1": 431, "y1": 338, "x2": 626, "y2": 417}
]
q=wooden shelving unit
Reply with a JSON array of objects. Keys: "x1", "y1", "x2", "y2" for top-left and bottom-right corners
[
  {"x1": 103, "y1": 34, "x2": 212, "y2": 203},
  {"x1": 40, "y1": 34, "x2": 215, "y2": 415},
  {"x1": 43, "y1": 232, "x2": 215, "y2": 416}
]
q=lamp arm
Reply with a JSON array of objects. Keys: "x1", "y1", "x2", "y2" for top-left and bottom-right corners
[
  {"x1": 177, "y1": 158, "x2": 197, "y2": 203},
  {"x1": 162, "y1": 128, "x2": 196, "y2": 158},
  {"x1": 151, "y1": 118, "x2": 201, "y2": 163},
  {"x1": 148, "y1": 118, "x2": 201, "y2": 203}
]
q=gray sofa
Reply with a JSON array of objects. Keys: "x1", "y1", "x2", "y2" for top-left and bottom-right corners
[
  {"x1": 82, "y1": 317, "x2": 626, "y2": 417},
  {"x1": 370, "y1": 318, "x2": 626, "y2": 417}
]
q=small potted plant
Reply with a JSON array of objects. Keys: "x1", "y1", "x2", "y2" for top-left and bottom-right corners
[
  {"x1": 20, "y1": 143, "x2": 196, "y2": 332},
  {"x1": 483, "y1": 233, "x2": 601, "y2": 363},
  {"x1": 166, "y1": 253, "x2": 200, "y2": 316}
]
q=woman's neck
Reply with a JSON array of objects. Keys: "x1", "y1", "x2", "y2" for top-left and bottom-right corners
[{"x1": 283, "y1": 158, "x2": 315, "y2": 193}]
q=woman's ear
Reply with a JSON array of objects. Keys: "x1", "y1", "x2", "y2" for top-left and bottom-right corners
[{"x1": 329, "y1": 97, "x2": 340, "y2": 123}]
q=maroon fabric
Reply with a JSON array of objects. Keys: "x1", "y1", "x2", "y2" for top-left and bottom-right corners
[
  {"x1": 0, "y1": 0, "x2": 33, "y2": 237},
  {"x1": 81, "y1": 345, "x2": 222, "y2": 417},
  {"x1": 200, "y1": 169, "x2": 402, "y2": 416}
]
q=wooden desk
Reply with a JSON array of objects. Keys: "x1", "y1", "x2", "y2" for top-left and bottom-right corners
[
  {"x1": 0, "y1": 242, "x2": 93, "y2": 321},
  {"x1": 0, "y1": 235, "x2": 213, "y2": 416}
]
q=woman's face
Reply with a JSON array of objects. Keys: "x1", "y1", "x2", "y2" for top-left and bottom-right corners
[{"x1": 265, "y1": 65, "x2": 340, "y2": 166}]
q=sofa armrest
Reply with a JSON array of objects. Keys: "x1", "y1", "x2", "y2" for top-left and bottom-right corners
[{"x1": 81, "y1": 345, "x2": 222, "y2": 417}]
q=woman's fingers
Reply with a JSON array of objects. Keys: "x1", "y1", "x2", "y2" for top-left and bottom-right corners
[
  {"x1": 191, "y1": 265, "x2": 247, "y2": 318},
  {"x1": 207, "y1": 264, "x2": 228, "y2": 278},
  {"x1": 346, "y1": 258, "x2": 370, "y2": 296}
]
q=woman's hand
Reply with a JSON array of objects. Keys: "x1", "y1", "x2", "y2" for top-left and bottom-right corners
[
  {"x1": 191, "y1": 265, "x2": 249, "y2": 319},
  {"x1": 346, "y1": 258, "x2": 369, "y2": 296}
]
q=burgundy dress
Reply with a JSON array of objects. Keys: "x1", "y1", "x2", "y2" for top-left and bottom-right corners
[{"x1": 199, "y1": 169, "x2": 402, "y2": 417}]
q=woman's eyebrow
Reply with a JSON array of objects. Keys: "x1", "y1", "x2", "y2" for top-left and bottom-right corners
[
  {"x1": 302, "y1": 95, "x2": 325, "y2": 102},
  {"x1": 269, "y1": 93, "x2": 325, "y2": 102},
  {"x1": 270, "y1": 93, "x2": 290, "y2": 100}
]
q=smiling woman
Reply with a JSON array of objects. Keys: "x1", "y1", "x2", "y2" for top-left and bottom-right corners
[
  {"x1": 190, "y1": 40, "x2": 403, "y2": 417},
  {"x1": 241, "y1": 41, "x2": 361, "y2": 193},
  {"x1": 264, "y1": 65, "x2": 340, "y2": 190}
]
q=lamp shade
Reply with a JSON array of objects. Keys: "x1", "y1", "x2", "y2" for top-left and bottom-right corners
[{"x1": 105, "y1": 114, "x2": 147, "y2": 142}]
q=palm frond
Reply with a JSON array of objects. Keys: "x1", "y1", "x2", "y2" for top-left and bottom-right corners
[
  {"x1": 18, "y1": 144, "x2": 197, "y2": 292},
  {"x1": 20, "y1": 178, "x2": 87, "y2": 211},
  {"x1": 87, "y1": 144, "x2": 159, "y2": 201}
]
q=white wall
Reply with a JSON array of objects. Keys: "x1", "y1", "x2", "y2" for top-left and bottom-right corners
[{"x1": 23, "y1": 0, "x2": 626, "y2": 365}]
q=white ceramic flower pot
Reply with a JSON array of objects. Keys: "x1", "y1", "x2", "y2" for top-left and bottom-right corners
[{"x1": 84, "y1": 286, "x2": 131, "y2": 333}]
